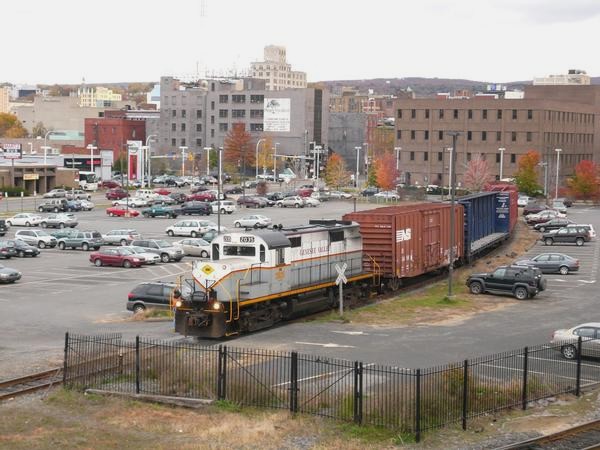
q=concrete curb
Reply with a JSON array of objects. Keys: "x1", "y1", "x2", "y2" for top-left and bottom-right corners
[{"x1": 85, "y1": 389, "x2": 214, "y2": 408}]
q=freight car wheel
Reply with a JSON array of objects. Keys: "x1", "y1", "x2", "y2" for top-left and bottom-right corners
[{"x1": 387, "y1": 278, "x2": 402, "y2": 292}]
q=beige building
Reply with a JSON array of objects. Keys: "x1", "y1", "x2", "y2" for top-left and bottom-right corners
[
  {"x1": 250, "y1": 45, "x2": 307, "y2": 91},
  {"x1": 533, "y1": 69, "x2": 591, "y2": 86},
  {"x1": 78, "y1": 86, "x2": 123, "y2": 107},
  {"x1": 0, "y1": 87, "x2": 9, "y2": 113}
]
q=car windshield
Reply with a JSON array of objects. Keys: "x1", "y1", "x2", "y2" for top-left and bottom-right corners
[
  {"x1": 155, "y1": 240, "x2": 172, "y2": 248},
  {"x1": 120, "y1": 248, "x2": 135, "y2": 255}
]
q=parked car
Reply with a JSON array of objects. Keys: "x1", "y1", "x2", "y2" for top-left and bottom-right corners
[
  {"x1": 200, "y1": 230, "x2": 218, "y2": 243},
  {"x1": 0, "y1": 240, "x2": 17, "y2": 259},
  {"x1": 551, "y1": 323, "x2": 600, "y2": 359},
  {"x1": 374, "y1": 191, "x2": 400, "y2": 201},
  {"x1": 65, "y1": 200, "x2": 83, "y2": 212},
  {"x1": 234, "y1": 214, "x2": 272, "y2": 229},
  {"x1": 224, "y1": 186, "x2": 243, "y2": 195},
  {"x1": 9, "y1": 239, "x2": 40, "y2": 257},
  {"x1": 533, "y1": 218, "x2": 574, "y2": 232},
  {"x1": 78, "y1": 200, "x2": 95, "y2": 211},
  {"x1": 187, "y1": 192, "x2": 217, "y2": 202},
  {"x1": 243, "y1": 180, "x2": 258, "y2": 189},
  {"x1": 105, "y1": 188, "x2": 129, "y2": 200},
  {"x1": 237, "y1": 196, "x2": 267, "y2": 208},
  {"x1": 523, "y1": 203, "x2": 549, "y2": 216},
  {"x1": 559, "y1": 198, "x2": 573, "y2": 208},
  {"x1": 173, "y1": 238, "x2": 211, "y2": 258},
  {"x1": 129, "y1": 239, "x2": 184, "y2": 263},
  {"x1": 466, "y1": 265, "x2": 546, "y2": 300},
  {"x1": 515, "y1": 253, "x2": 579, "y2": 275},
  {"x1": 566, "y1": 223, "x2": 596, "y2": 238},
  {"x1": 191, "y1": 184, "x2": 209, "y2": 193},
  {"x1": 361, "y1": 187, "x2": 379, "y2": 196},
  {"x1": 267, "y1": 192, "x2": 286, "y2": 202},
  {"x1": 103, "y1": 229, "x2": 141, "y2": 246},
  {"x1": 149, "y1": 194, "x2": 177, "y2": 206},
  {"x1": 0, "y1": 219, "x2": 7, "y2": 237},
  {"x1": 89, "y1": 247, "x2": 144, "y2": 268},
  {"x1": 7, "y1": 213, "x2": 44, "y2": 227},
  {"x1": 141, "y1": 206, "x2": 178, "y2": 218},
  {"x1": 40, "y1": 213, "x2": 78, "y2": 229},
  {"x1": 169, "y1": 192, "x2": 188, "y2": 204},
  {"x1": 38, "y1": 199, "x2": 68, "y2": 213},
  {"x1": 210, "y1": 200, "x2": 236, "y2": 214},
  {"x1": 14, "y1": 230, "x2": 57, "y2": 248},
  {"x1": 329, "y1": 191, "x2": 353, "y2": 199},
  {"x1": 66, "y1": 189, "x2": 91, "y2": 200},
  {"x1": 297, "y1": 187, "x2": 314, "y2": 197},
  {"x1": 135, "y1": 189, "x2": 160, "y2": 200},
  {"x1": 127, "y1": 246, "x2": 160, "y2": 264},
  {"x1": 0, "y1": 264, "x2": 22, "y2": 283},
  {"x1": 276, "y1": 196, "x2": 305, "y2": 208},
  {"x1": 551, "y1": 199, "x2": 568, "y2": 214},
  {"x1": 526, "y1": 210, "x2": 566, "y2": 225},
  {"x1": 100, "y1": 180, "x2": 121, "y2": 189},
  {"x1": 50, "y1": 228, "x2": 80, "y2": 240},
  {"x1": 43, "y1": 188, "x2": 67, "y2": 198},
  {"x1": 153, "y1": 187, "x2": 171, "y2": 196},
  {"x1": 57, "y1": 231, "x2": 104, "y2": 250},
  {"x1": 166, "y1": 219, "x2": 220, "y2": 237},
  {"x1": 106, "y1": 205, "x2": 140, "y2": 217},
  {"x1": 178, "y1": 201, "x2": 211, "y2": 216},
  {"x1": 112, "y1": 197, "x2": 148, "y2": 208},
  {"x1": 126, "y1": 281, "x2": 179, "y2": 313},
  {"x1": 256, "y1": 196, "x2": 275, "y2": 207},
  {"x1": 541, "y1": 227, "x2": 591, "y2": 246},
  {"x1": 517, "y1": 195, "x2": 530, "y2": 207}
]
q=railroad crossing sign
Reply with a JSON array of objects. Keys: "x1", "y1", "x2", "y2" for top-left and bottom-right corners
[{"x1": 335, "y1": 263, "x2": 347, "y2": 316}]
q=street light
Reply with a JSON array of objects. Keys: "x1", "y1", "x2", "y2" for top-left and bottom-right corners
[
  {"x1": 145, "y1": 134, "x2": 157, "y2": 187},
  {"x1": 43, "y1": 130, "x2": 57, "y2": 166},
  {"x1": 86, "y1": 144, "x2": 97, "y2": 174},
  {"x1": 354, "y1": 146, "x2": 361, "y2": 188},
  {"x1": 394, "y1": 146, "x2": 402, "y2": 172},
  {"x1": 538, "y1": 161, "x2": 548, "y2": 197},
  {"x1": 255, "y1": 138, "x2": 265, "y2": 180},
  {"x1": 446, "y1": 131, "x2": 460, "y2": 299},
  {"x1": 203, "y1": 147, "x2": 212, "y2": 176},
  {"x1": 555, "y1": 148, "x2": 562, "y2": 200},
  {"x1": 314, "y1": 145, "x2": 322, "y2": 187},
  {"x1": 363, "y1": 142, "x2": 369, "y2": 182},
  {"x1": 179, "y1": 146, "x2": 188, "y2": 177},
  {"x1": 273, "y1": 142, "x2": 280, "y2": 181},
  {"x1": 498, "y1": 147, "x2": 506, "y2": 180},
  {"x1": 217, "y1": 147, "x2": 223, "y2": 235}
]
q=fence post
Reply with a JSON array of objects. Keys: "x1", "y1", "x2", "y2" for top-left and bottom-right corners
[
  {"x1": 462, "y1": 359, "x2": 468, "y2": 430},
  {"x1": 353, "y1": 361, "x2": 363, "y2": 424},
  {"x1": 522, "y1": 347, "x2": 528, "y2": 410},
  {"x1": 217, "y1": 345, "x2": 223, "y2": 400},
  {"x1": 135, "y1": 336, "x2": 140, "y2": 394},
  {"x1": 62, "y1": 332, "x2": 69, "y2": 386},
  {"x1": 290, "y1": 352, "x2": 298, "y2": 413},
  {"x1": 217, "y1": 345, "x2": 228, "y2": 400},
  {"x1": 576, "y1": 336, "x2": 582, "y2": 397},
  {"x1": 415, "y1": 368, "x2": 421, "y2": 443}
]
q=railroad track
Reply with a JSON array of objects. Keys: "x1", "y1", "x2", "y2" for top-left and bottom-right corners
[
  {"x1": 497, "y1": 418, "x2": 600, "y2": 449},
  {"x1": 0, "y1": 368, "x2": 62, "y2": 401}
]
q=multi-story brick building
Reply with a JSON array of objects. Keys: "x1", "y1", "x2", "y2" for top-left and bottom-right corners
[
  {"x1": 394, "y1": 85, "x2": 600, "y2": 189},
  {"x1": 85, "y1": 117, "x2": 146, "y2": 160},
  {"x1": 250, "y1": 45, "x2": 307, "y2": 91}
]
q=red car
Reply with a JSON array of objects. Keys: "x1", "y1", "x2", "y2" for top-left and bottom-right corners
[
  {"x1": 187, "y1": 192, "x2": 216, "y2": 202},
  {"x1": 106, "y1": 206, "x2": 140, "y2": 217},
  {"x1": 89, "y1": 247, "x2": 144, "y2": 268},
  {"x1": 154, "y1": 187, "x2": 171, "y2": 196},
  {"x1": 106, "y1": 188, "x2": 129, "y2": 200},
  {"x1": 297, "y1": 188, "x2": 314, "y2": 197},
  {"x1": 100, "y1": 180, "x2": 121, "y2": 189}
]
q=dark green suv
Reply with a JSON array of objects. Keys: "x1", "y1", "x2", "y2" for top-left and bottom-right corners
[
  {"x1": 467, "y1": 265, "x2": 546, "y2": 300},
  {"x1": 141, "y1": 206, "x2": 178, "y2": 218}
]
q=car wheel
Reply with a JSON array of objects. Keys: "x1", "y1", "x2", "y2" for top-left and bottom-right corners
[
  {"x1": 161, "y1": 253, "x2": 170, "y2": 263},
  {"x1": 53, "y1": 207, "x2": 59, "y2": 213},
  {"x1": 120, "y1": 239, "x2": 127, "y2": 246},
  {"x1": 469, "y1": 281, "x2": 483, "y2": 295},
  {"x1": 200, "y1": 250, "x2": 209, "y2": 258},
  {"x1": 38, "y1": 207, "x2": 44, "y2": 212},
  {"x1": 59, "y1": 223, "x2": 65, "y2": 229},
  {"x1": 277, "y1": 203, "x2": 283, "y2": 208},
  {"x1": 123, "y1": 260, "x2": 132, "y2": 268},
  {"x1": 82, "y1": 243, "x2": 90, "y2": 251},
  {"x1": 544, "y1": 238, "x2": 553, "y2": 246},
  {"x1": 539, "y1": 227, "x2": 545, "y2": 232},
  {"x1": 25, "y1": 221, "x2": 31, "y2": 227},
  {"x1": 220, "y1": 208, "x2": 226, "y2": 214},
  {"x1": 58, "y1": 242, "x2": 66, "y2": 250},
  {"x1": 167, "y1": 230, "x2": 174, "y2": 237},
  {"x1": 94, "y1": 258, "x2": 103, "y2": 267},
  {"x1": 191, "y1": 231, "x2": 198, "y2": 238},
  {"x1": 295, "y1": 203, "x2": 300, "y2": 208},
  {"x1": 228, "y1": 211, "x2": 233, "y2": 215},
  {"x1": 17, "y1": 251, "x2": 25, "y2": 258},
  {"x1": 38, "y1": 241, "x2": 46, "y2": 249},
  {"x1": 109, "y1": 213, "x2": 114, "y2": 217},
  {"x1": 576, "y1": 238, "x2": 584, "y2": 246},
  {"x1": 6, "y1": 221, "x2": 11, "y2": 227},
  {"x1": 514, "y1": 287, "x2": 529, "y2": 300},
  {"x1": 253, "y1": 223, "x2": 259, "y2": 229},
  {"x1": 561, "y1": 344, "x2": 577, "y2": 360},
  {"x1": 234, "y1": 222, "x2": 241, "y2": 228},
  {"x1": 143, "y1": 213, "x2": 149, "y2": 218},
  {"x1": 559, "y1": 266, "x2": 569, "y2": 275}
]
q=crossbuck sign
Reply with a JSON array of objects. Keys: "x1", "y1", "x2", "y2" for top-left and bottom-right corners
[{"x1": 335, "y1": 263, "x2": 348, "y2": 316}]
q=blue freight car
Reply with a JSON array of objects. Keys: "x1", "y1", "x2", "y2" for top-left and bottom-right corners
[{"x1": 458, "y1": 191, "x2": 512, "y2": 262}]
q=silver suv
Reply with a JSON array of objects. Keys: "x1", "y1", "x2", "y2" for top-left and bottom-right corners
[
  {"x1": 66, "y1": 190, "x2": 91, "y2": 200},
  {"x1": 103, "y1": 229, "x2": 141, "y2": 246},
  {"x1": 14, "y1": 230, "x2": 58, "y2": 248},
  {"x1": 40, "y1": 213, "x2": 78, "y2": 229},
  {"x1": 130, "y1": 239, "x2": 184, "y2": 263}
]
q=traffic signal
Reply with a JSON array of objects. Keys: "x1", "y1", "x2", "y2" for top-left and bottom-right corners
[{"x1": 188, "y1": 153, "x2": 194, "y2": 161}]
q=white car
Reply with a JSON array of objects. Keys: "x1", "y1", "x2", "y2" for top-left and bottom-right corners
[
  {"x1": 112, "y1": 197, "x2": 149, "y2": 208},
  {"x1": 166, "y1": 220, "x2": 225, "y2": 237},
  {"x1": 6, "y1": 213, "x2": 44, "y2": 227},
  {"x1": 78, "y1": 200, "x2": 95, "y2": 211},
  {"x1": 211, "y1": 200, "x2": 236, "y2": 214},
  {"x1": 551, "y1": 322, "x2": 600, "y2": 359},
  {"x1": 517, "y1": 195, "x2": 530, "y2": 207},
  {"x1": 173, "y1": 238, "x2": 211, "y2": 258},
  {"x1": 127, "y1": 246, "x2": 161, "y2": 264},
  {"x1": 135, "y1": 189, "x2": 160, "y2": 200},
  {"x1": 303, "y1": 197, "x2": 321, "y2": 207},
  {"x1": 566, "y1": 223, "x2": 596, "y2": 238},
  {"x1": 374, "y1": 191, "x2": 399, "y2": 200},
  {"x1": 234, "y1": 215, "x2": 272, "y2": 228},
  {"x1": 329, "y1": 191, "x2": 353, "y2": 199},
  {"x1": 14, "y1": 230, "x2": 58, "y2": 248}
]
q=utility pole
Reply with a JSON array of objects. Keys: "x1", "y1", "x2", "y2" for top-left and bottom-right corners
[
  {"x1": 446, "y1": 132, "x2": 460, "y2": 299},
  {"x1": 179, "y1": 146, "x2": 188, "y2": 177},
  {"x1": 217, "y1": 147, "x2": 223, "y2": 235}
]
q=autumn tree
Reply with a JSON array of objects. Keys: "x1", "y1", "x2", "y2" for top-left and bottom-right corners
[
  {"x1": 224, "y1": 123, "x2": 254, "y2": 168},
  {"x1": 324, "y1": 153, "x2": 350, "y2": 189},
  {"x1": 256, "y1": 135, "x2": 275, "y2": 176},
  {"x1": 567, "y1": 160, "x2": 600, "y2": 200},
  {"x1": 375, "y1": 153, "x2": 398, "y2": 190},
  {"x1": 32, "y1": 122, "x2": 48, "y2": 138},
  {"x1": 463, "y1": 155, "x2": 493, "y2": 192},
  {"x1": 514, "y1": 150, "x2": 542, "y2": 196},
  {"x1": 0, "y1": 113, "x2": 28, "y2": 138}
]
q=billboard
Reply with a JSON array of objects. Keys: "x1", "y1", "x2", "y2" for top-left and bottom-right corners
[
  {"x1": 1, "y1": 143, "x2": 23, "y2": 159},
  {"x1": 264, "y1": 98, "x2": 290, "y2": 132}
]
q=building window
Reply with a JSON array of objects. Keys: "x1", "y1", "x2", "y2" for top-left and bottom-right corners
[
  {"x1": 438, "y1": 130, "x2": 443, "y2": 140},
  {"x1": 438, "y1": 152, "x2": 443, "y2": 161},
  {"x1": 210, "y1": 101, "x2": 215, "y2": 110},
  {"x1": 172, "y1": 110, "x2": 176, "y2": 118},
  {"x1": 410, "y1": 130, "x2": 416, "y2": 140},
  {"x1": 410, "y1": 151, "x2": 415, "y2": 161},
  {"x1": 497, "y1": 109, "x2": 502, "y2": 119},
  {"x1": 467, "y1": 131, "x2": 472, "y2": 141},
  {"x1": 232, "y1": 109, "x2": 246, "y2": 118},
  {"x1": 196, "y1": 123, "x2": 202, "y2": 132},
  {"x1": 425, "y1": 109, "x2": 430, "y2": 119},
  {"x1": 411, "y1": 109, "x2": 416, "y2": 119},
  {"x1": 171, "y1": 123, "x2": 176, "y2": 131},
  {"x1": 468, "y1": 109, "x2": 473, "y2": 119},
  {"x1": 397, "y1": 130, "x2": 402, "y2": 139},
  {"x1": 453, "y1": 109, "x2": 458, "y2": 119},
  {"x1": 481, "y1": 131, "x2": 487, "y2": 141},
  {"x1": 250, "y1": 123, "x2": 263, "y2": 132},
  {"x1": 423, "y1": 152, "x2": 428, "y2": 161},
  {"x1": 397, "y1": 109, "x2": 402, "y2": 119},
  {"x1": 211, "y1": 116, "x2": 215, "y2": 124},
  {"x1": 482, "y1": 109, "x2": 488, "y2": 120},
  {"x1": 511, "y1": 154, "x2": 516, "y2": 164},
  {"x1": 181, "y1": 110, "x2": 186, "y2": 118},
  {"x1": 181, "y1": 123, "x2": 186, "y2": 131},
  {"x1": 196, "y1": 138, "x2": 202, "y2": 147},
  {"x1": 527, "y1": 109, "x2": 533, "y2": 120},
  {"x1": 250, "y1": 110, "x2": 263, "y2": 119},
  {"x1": 511, "y1": 131, "x2": 517, "y2": 142},
  {"x1": 526, "y1": 131, "x2": 532, "y2": 142},
  {"x1": 180, "y1": 138, "x2": 186, "y2": 146},
  {"x1": 219, "y1": 95, "x2": 228, "y2": 103},
  {"x1": 439, "y1": 109, "x2": 444, "y2": 119},
  {"x1": 219, "y1": 109, "x2": 228, "y2": 118},
  {"x1": 467, "y1": 153, "x2": 472, "y2": 161},
  {"x1": 171, "y1": 138, "x2": 176, "y2": 146},
  {"x1": 496, "y1": 153, "x2": 501, "y2": 163},
  {"x1": 210, "y1": 129, "x2": 214, "y2": 138},
  {"x1": 512, "y1": 109, "x2": 517, "y2": 120},
  {"x1": 196, "y1": 110, "x2": 202, "y2": 119},
  {"x1": 232, "y1": 95, "x2": 246, "y2": 103},
  {"x1": 250, "y1": 94, "x2": 264, "y2": 104},
  {"x1": 496, "y1": 131, "x2": 501, "y2": 141},
  {"x1": 424, "y1": 130, "x2": 429, "y2": 140},
  {"x1": 219, "y1": 123, "x2": 228, "y2": 132}
]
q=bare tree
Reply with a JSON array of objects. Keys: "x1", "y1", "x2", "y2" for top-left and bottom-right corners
[{"x1": 463, "y1": 154, "x2": 493, "y2": 192}]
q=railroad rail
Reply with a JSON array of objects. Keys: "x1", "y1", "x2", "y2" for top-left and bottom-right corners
[
  {"x1": 0, "y1": 368, "x2": 62, "y2": 401},
  {"x1": 497, "y1": 418, "x2": 600, "y2": 449}
]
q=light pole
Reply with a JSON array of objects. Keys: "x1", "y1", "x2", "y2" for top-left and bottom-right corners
[
  {"x1": 255, "y1": 138, "x2": 265, "y2": 180},
  {"x1": 273, "y1": 142, "x2": 280, "y2": 181},
  {"x1": 179, "y1": 146, "x2": 188, "y2": 177},
  {"x1": 87, "y1": 144, "x2": 97, "y2": 174},
  {"x1": 498, "y1": 147, "x2": 505, "y2": 181},
  {"x1": 538, "y1": 161, "x2": 548, "y2": 197},
  {"x1": 314, "y1": 145, "x2": 323, "y2": 187},
  {"x1": 394, "y1": 146, "x2": 402, "y2": 172},
  {"x1": 446, "y1": 131, "x2": 460, "y2": 299},
  {"x1": 363, "y1": 142, "x2": 369, "y2": 185},
  {"x1": 354, "y1": 146, "x2": 361, "y2": 188},
  {"x1": 217, "y1": 147, "x2": 223, "y2": 235},
  {"x1": 203, "y1": 147, "x2": 212, "y2": 176},
  {"x1": 43, "y1": 130, "x2": 57, "y2": 166},
  {"x1": 145, "y1": 134, "x2": 157, "y2": 187},
  {"x1": 554, "y1": 148, "x2": 562, "y2": 200}
]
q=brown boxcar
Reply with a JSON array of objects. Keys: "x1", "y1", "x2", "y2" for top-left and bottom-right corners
[{"x1": 343, "y1": 203, "x2": 464, "y2": 280}]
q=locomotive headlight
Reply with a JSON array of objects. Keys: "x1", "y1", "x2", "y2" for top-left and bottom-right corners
[
  {"x1": 211, "y1": 301, "x2": 222, "y2": 311},
  {"x1": 175, "y1": 300, "x2": 182, "y2": 308}
]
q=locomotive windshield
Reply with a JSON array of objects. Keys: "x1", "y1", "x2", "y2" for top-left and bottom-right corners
[{"x1": 223, "y1": 245, "x2": 256, "y2": 257}]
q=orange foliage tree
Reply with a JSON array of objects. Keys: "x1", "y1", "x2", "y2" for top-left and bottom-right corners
[
  {"x1": 567, "y1": 160, "x2": 600, "y2": 200},
  {"x1": 0, "y1": 113, "x2": 28, "y2": 138},
  {"x1": 223, "y1": 123, "x2": 254, "y2": 170},
  {"x1": 375, "y1": 153, "x2": 398, "y2": 190},
  {"x1": 323, "y1": 153, "x2": 350, "y2": 189}
]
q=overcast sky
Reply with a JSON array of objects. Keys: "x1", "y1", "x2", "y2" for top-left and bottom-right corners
[{"x1": 4, "y1": 0, "x2": 600, "y2": 85}]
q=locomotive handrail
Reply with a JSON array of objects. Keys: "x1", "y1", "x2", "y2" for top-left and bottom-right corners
[{"x1": 366, "y1": 254, "x2": 381, "y2": 285}]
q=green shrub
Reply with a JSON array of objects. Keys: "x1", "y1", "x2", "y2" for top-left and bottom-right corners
[{"x1": 1, "y1": 186, "x2": 28, "y2": 197}]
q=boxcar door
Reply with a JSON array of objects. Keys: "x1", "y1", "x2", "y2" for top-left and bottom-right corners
[{"x1": 423, "y1": 211, "x2": 441, "y2": 268}]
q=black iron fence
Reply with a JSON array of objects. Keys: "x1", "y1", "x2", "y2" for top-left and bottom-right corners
[{"x1": 63, "y1": 333, "x2": 600, "y2": 442}]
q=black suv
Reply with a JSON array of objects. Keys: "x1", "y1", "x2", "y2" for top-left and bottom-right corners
[
  {"x1": 466, "y1": 265, "x2": 546, "y2": 300},
  {"x1": 0, "y1": 220, "x2": 7, "y2": 237},
  {"x1": 178, "y1": 201, "x2": 211, "y2": 216},
  {"x1": 127, "y1": 282, "x2": 176, "y2": 313},
  {"x1": 541, "y1": 227, "x2": 591, "y2": 246}
]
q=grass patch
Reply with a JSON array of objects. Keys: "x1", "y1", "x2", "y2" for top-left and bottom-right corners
[
  {"x1": 131, "y1": 308, "x2": 172, "y2": 321},
  {"x1": 215, "y1": 399, "x2": 242, "y2": 412},
  {"x1": 336, "y1": 422, "x2": 408, "y2": 444}
]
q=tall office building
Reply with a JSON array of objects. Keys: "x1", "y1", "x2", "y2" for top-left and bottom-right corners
[{"x1": 250, "y1": 45, "x2": 307, "y2": 91}]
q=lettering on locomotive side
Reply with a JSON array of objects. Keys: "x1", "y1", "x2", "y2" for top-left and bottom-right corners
[
  {"x1": 299, "y1": 245, "x2": 328, "y2": 256},
  {"x1": 396, "y1": 228, "x2": 412, "y2": 242},
  {"x1": 223, "y1": 235, "x2": 232, "y2": 242}
]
